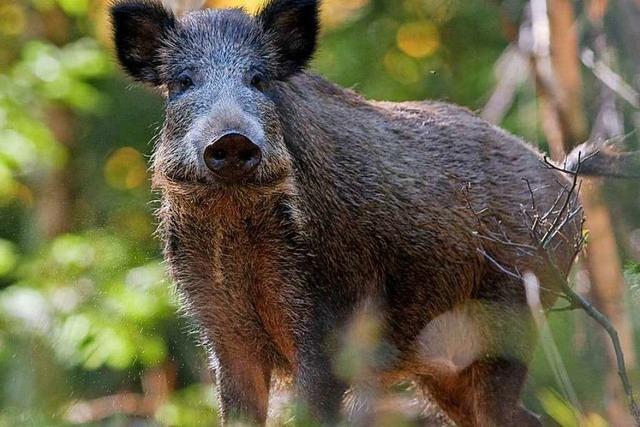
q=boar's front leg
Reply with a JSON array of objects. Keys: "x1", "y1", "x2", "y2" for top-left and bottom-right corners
[
  {"x1": 212, "y1": 345, "x2": 272, "y2": 426},
  {"x1": 294, "y1": 313, "x2": 349, "y2": 425},
  {"x1": 179, "y1": 290, "x2": 273, "y2": 425},
  {"x1": 165, "y1": 240, "x2": 272, "y2": 423}
]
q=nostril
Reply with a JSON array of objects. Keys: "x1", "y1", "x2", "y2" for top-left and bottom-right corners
[
  {"x1": 212, "y1": 150, "x2": 226, "y2": 161},
  {"x1": 203, "y1": 145, "x2": 224, "y2": 165},
  {"x1": 239, "y1": 150, "x2": 256, "y2": 163}
]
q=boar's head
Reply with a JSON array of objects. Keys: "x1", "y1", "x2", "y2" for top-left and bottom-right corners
[{"x1": 111, "y1": 0, "x2": 319, "y2": 188}]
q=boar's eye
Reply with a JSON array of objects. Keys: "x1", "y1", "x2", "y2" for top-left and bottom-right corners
[
  {"x1": 177, "y1": 72, "x2": 194, "y2": 91},
  {"x1": 170, "y1": 70, "x2": 194, "y2": 95},
  {"x1": 248, "y1": 70, "x2": 266, "y2": 91}
]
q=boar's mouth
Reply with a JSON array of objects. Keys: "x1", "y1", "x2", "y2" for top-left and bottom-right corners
[
  {"x1": 161, "y1": 170, "x2": 211, "y2": 186},
  {"x1": 156, "y1": 163, "x2": 290, "y2": 190}
]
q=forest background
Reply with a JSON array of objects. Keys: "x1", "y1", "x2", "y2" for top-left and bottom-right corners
[{"x1": 2, "y1": 0, "x2": 640, "y2": 425}]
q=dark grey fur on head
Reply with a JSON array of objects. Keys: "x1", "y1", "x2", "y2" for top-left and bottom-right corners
[{"x1": 110, "y1": 0, "x2": 320, "y2": 85}]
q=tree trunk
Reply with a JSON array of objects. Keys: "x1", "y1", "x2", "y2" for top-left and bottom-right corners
[
  {"x1": 36, "y1": 106, "x2": 75, "y2": 239},
  {"x1": 34, "y1": 7, "x2": 75, "y2": 239}
]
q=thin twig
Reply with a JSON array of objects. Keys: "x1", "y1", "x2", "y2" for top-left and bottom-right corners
[
  {"x1": 476, "y1": 248, "x2": 523, "y2": 280},
  {"x1": 523, "y1": 178, "x2": 537, "y2": 211}
]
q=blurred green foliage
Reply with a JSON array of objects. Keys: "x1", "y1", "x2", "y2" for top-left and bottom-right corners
[{"x1": 0, "y1": 0, "x2": 639, "y2": 426}]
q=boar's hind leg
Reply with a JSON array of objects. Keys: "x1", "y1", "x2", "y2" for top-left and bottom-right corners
[
  {"x1": 423, "y1": 357, "x2": 541, "y2": 427},
  {"x1": 420, "y1": 288, "x2": 541, "y2": 427},
  {"x1": 214, "y1": 348, "x2": 272, "y2": 426}
]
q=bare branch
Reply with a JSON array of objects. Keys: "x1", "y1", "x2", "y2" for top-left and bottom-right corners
[
  {"x1": 476, "y1": 248, "x2": 523, "y2": 280},
  {"x1": 581, "y1": 48, "x2": 640, "y2": 108},
  {"x1": 482, "y1": 45, "x2": 530, "y2": 123},
  {"x1": 548, "y1": 303, "x2": 580, "y2": 312}
]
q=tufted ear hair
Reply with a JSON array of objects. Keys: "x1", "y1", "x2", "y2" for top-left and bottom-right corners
[
  {"x1": 110, "y1": 0, "x2": 177, "y2": 85},
  {"x1": 256, "y1": 0, "x2": 320, "y2": 80}
]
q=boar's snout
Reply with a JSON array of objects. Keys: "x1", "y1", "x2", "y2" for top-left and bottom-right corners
[{"x1": 203, "y1": 133, "x2": 262, "y2": 182}]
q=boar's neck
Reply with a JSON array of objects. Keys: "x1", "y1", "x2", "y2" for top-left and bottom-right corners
[
  {"x1": 271, "y1": 73, "x2": 402, "y2": 303},
  {"x1": 274, "y1": 72, "x2": 393, "y2": 210},
  {"x1": 277, "y1": 73, "x2": 384, "y2": 168}
]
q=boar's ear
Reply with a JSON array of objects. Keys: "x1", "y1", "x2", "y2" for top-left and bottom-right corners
[
  {"x1": 110, "y1": 0, "x2": 177, "y2": 85},
  {"x1": 257, "y1": 0, "x2": 320, "y2": 79}
]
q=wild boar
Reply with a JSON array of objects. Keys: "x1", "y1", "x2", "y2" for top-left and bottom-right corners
[{"x1": 111, "y1": 0, "x2": 604, "y2": 425}]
